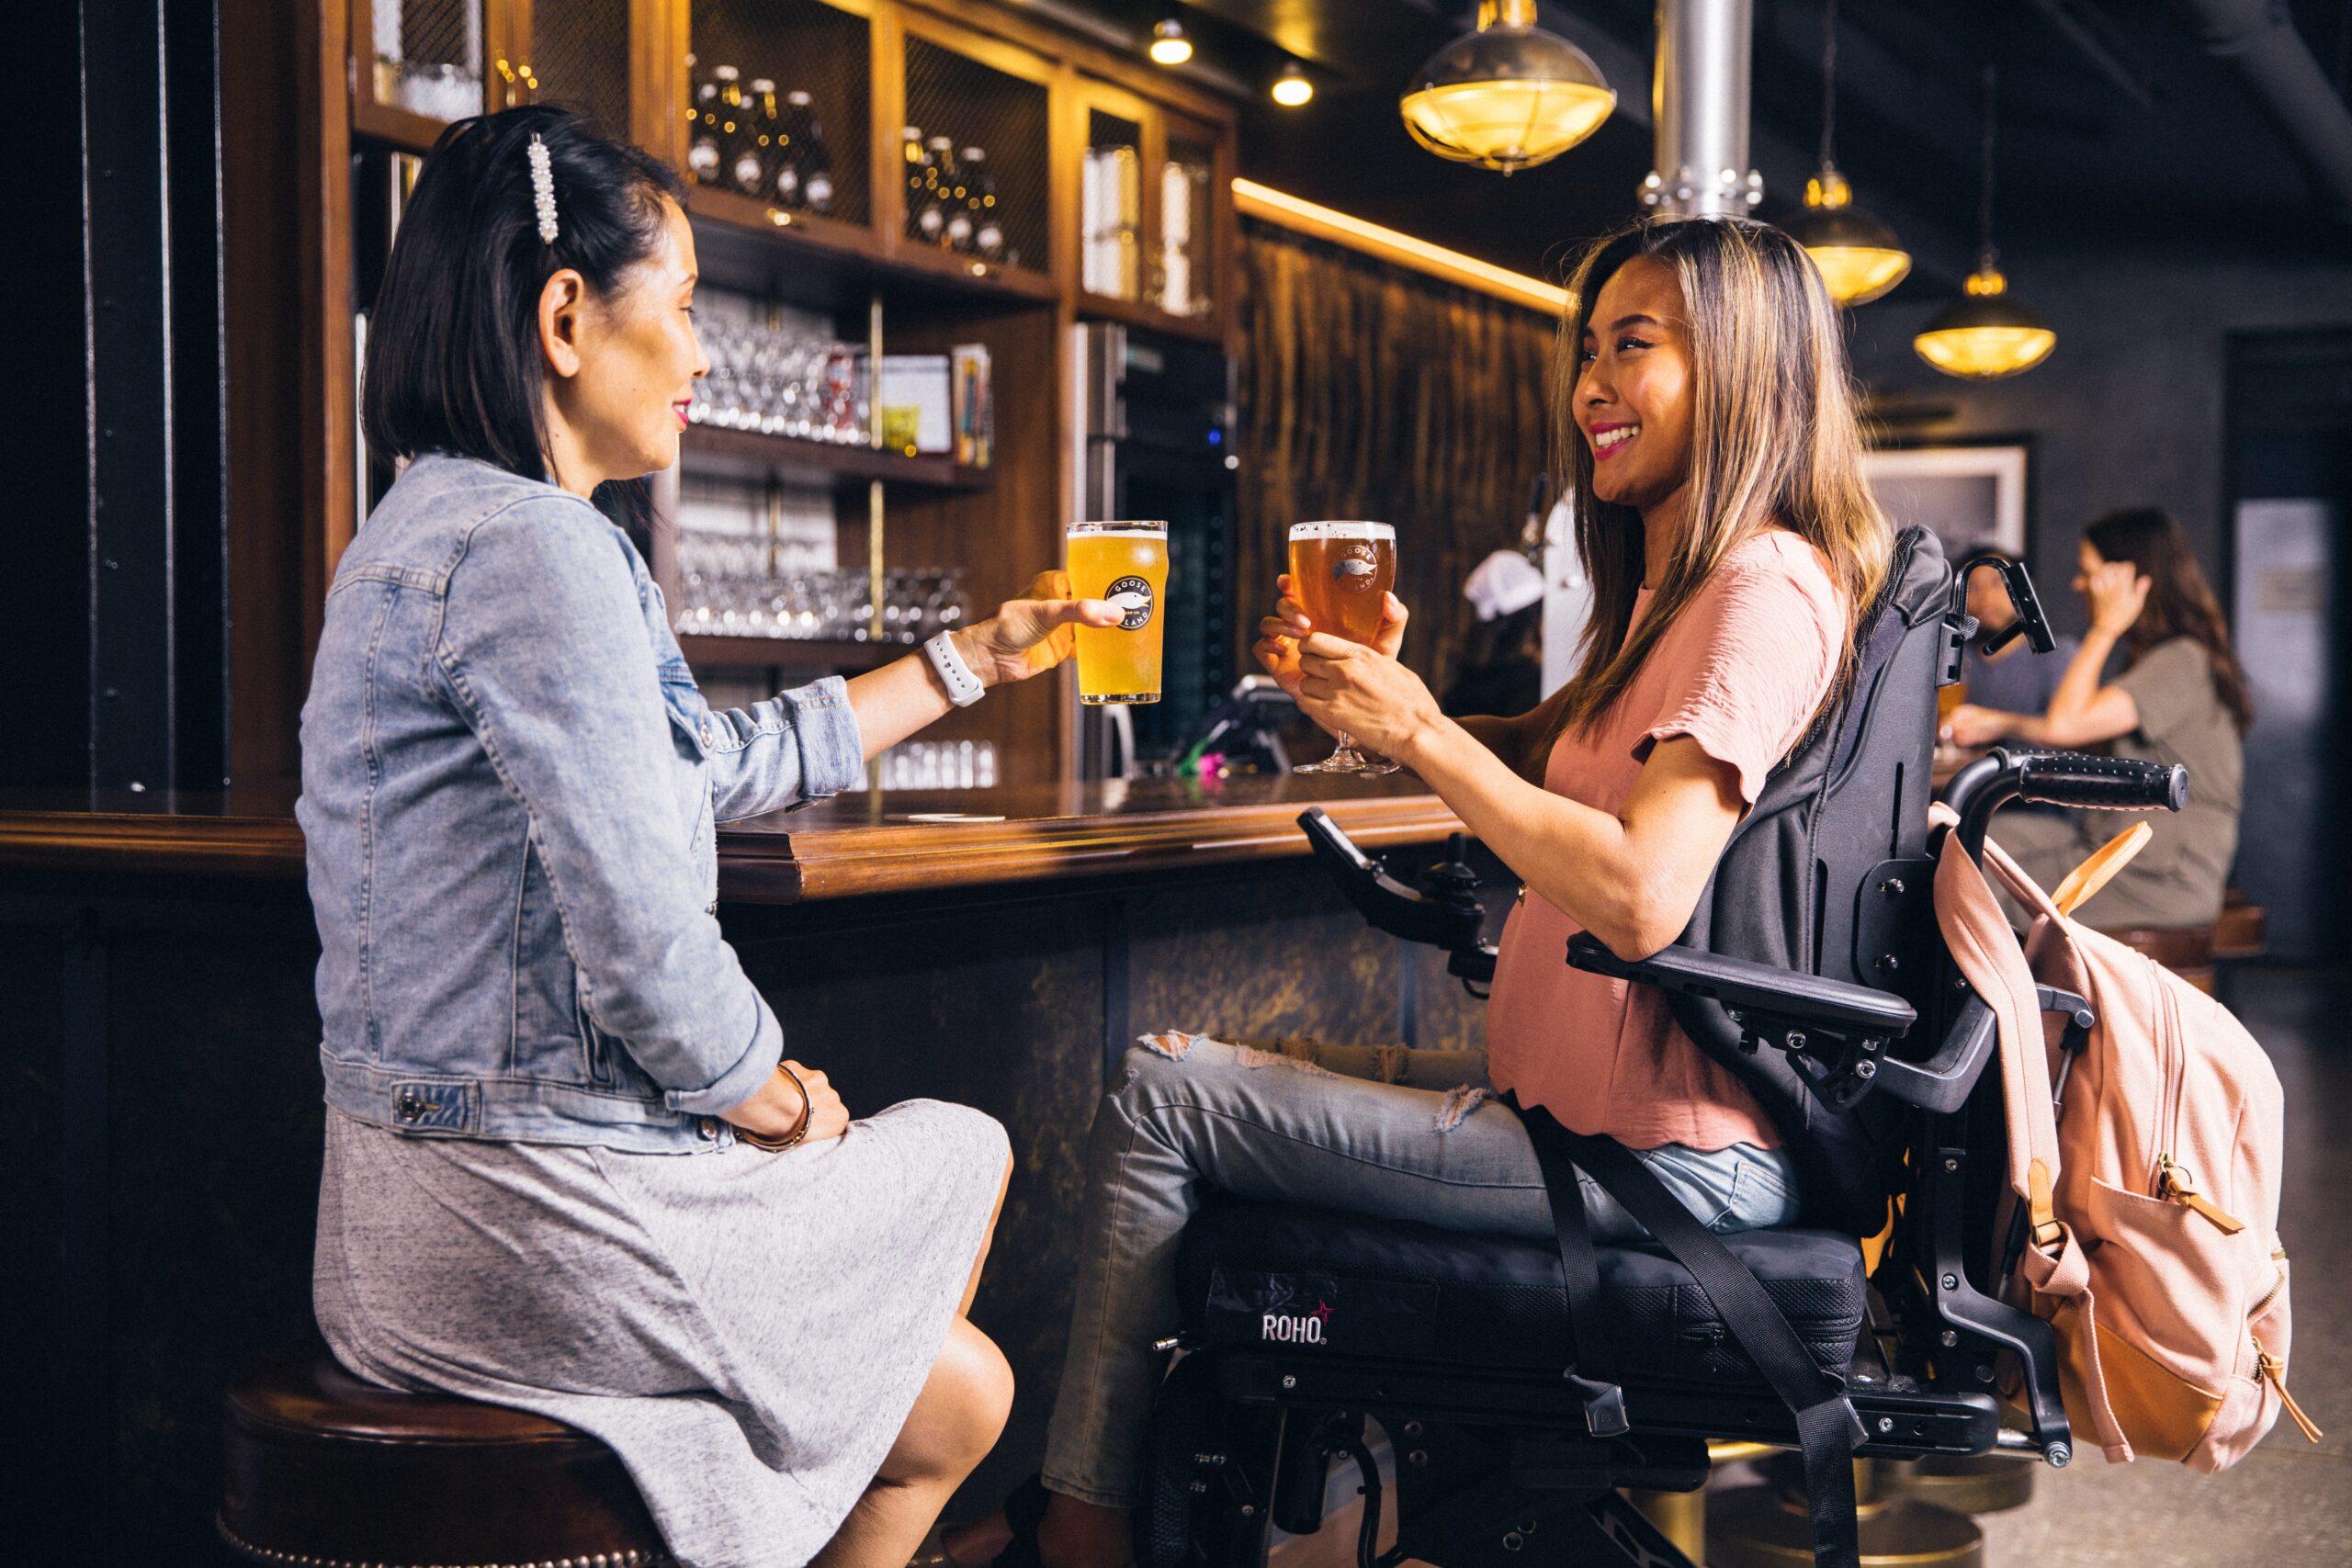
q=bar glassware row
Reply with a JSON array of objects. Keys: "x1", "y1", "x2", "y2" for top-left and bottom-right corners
[
  {"x1": 689, "y1": 312, "x2": 869, "y2": 446},
  {"x1": 674, "y1": 537, "x2": 968, "y2": 645},
  {"x1": 865, "y1": 739, "x2": 999, "y2": 792}
]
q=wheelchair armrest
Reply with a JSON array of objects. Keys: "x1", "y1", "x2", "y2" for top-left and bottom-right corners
[
  {"x1": 1874, "y1": 998, "x2": 1995, "y2": 1113},
  {"x1": 1566, "y1": 933, "x2": 1917, "y2": 1040}
]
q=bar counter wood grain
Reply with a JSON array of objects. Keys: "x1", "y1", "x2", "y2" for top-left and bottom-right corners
[{"x1": 0, "y1": 774, "x2": 1463, "y2": 903}]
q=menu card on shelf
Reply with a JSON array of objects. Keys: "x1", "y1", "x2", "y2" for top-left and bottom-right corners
[{"x1": 877, "y1": 355, "x2": 954, "y2": 456}]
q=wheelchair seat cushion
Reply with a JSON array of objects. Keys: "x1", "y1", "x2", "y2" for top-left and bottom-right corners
[{"x1": 1176, "y1": 1197, "x2": 1866, "y2": 1388}]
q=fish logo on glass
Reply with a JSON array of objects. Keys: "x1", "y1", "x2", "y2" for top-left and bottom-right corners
[{"x1": 1106, "y1": 576, "x2": 1155, "y2": 630}]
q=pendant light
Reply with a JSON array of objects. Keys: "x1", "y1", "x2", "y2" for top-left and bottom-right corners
[
  {"x1": 1400, "y1": 0, "x2": 1616, "y2": 174},
  {"x1": 1271, "y1": 61, "x2": 1315, "y2": 108},
  {"x1": 1148, "y1": 17, "x2": 1193, "y2": 68},
  {"x1": 1915, "y1": 66, "x2": 2056, "y2": 380},
  {"x1": 1785, "y1": 0, "x2": 1910, "y2": 305}
]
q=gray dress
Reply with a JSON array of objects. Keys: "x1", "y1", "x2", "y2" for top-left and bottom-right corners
[{"x1": 313, "y1": 1100, "x2": 1009, "y2": 1568}]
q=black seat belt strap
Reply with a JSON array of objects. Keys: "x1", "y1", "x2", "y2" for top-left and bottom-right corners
[
  {"x1": 1519, "y1": 1106, "x2": 1630, "y2": 1438},
  {"x1": 1556, "y1": 1126, "x2": 1865, "y2": 1568}
]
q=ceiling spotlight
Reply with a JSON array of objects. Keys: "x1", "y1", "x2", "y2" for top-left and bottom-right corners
[
  {"x1": 1400, "y1": 0, "x2": 1615, "y2": 174},
  {"x1": 1272, "y1": 62, "x2": 1314, "y2": 107},
  {"x1": 1148, "y1": 17, "x2": 1193, "y2": 67}
]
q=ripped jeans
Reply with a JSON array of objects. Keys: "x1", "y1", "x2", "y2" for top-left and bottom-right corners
[{"x1": 1038, "y1": 1034, "x2": 1802, "y2": 1509}]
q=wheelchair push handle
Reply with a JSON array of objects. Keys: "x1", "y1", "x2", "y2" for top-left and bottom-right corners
[{"x1": 2016, "y1": 753, "x2": 2188, "y2": 814}]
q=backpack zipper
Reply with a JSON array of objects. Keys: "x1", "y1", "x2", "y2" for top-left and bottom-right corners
[
  {"x1": 2151, "y1": 963, "x2": 2184, "y2": 1177},
  {"x1": 2249, "y1": 1256, "x2": 2289, "y2": 1318},
  {"x1": 2154, "y1": 1155, "x2": 2246, "y2": 1234},
  {"x1": 2253, "y1": 1337, "x2": 2323, "y2": 1442}
]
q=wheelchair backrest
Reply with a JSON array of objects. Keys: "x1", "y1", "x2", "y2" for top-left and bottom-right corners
[{"x1": 1669, "y1": 525, "x2": 1953, "y2": 1234}]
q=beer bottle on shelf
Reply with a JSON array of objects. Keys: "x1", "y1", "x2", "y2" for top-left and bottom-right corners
[
  {"x1": 686, "y1": 59, "x2": 729, "y2": 186},
  {"x1": 901, "y1": 127, "x2": 931, "y2": 240},
  {"x1": 935, "y1": 141, "x2": 974, "y2": 251},
  {"x1": 916, "y1": 134, "x2": 955, "y2": 245},
  {"x1": 963, "y1": 147, "x2": 1001, "y2": 259},
  {"x1": 711, "y1": 66, "x2": 746, "y2": 189},
  {"x1": 792, "y1": 92, "x2": 835, "y2": 214},
  {"x1": 734, "y1": 78, "x2": 779, "y2": 197}
]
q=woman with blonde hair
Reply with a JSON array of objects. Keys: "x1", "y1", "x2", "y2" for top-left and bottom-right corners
[{"x1": 944, "y1": 216, "x2": 1894, "y2": 1568}]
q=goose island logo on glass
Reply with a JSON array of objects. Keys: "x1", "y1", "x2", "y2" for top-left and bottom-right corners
[{"x1": 1067, "y1": 520, "x2": 1169, "y2": 705}]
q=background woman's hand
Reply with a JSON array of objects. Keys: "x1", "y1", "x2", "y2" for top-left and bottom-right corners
[
  {"x1": 1252, "y1": 572, "x2": 1408, "y2": 696},
  {"x1": 1939, "y1": 702, "x2": 2014, "y2": 750},
  {"x1": 958, "y1": 570, "x2": 1121, "y2": 686},
  {"x1": 722, "y1": 1058, "x2": 849, "y2": 1146},
  {"x1": 2084, "y1": 559, "x2": 2152, "y2": 637}
]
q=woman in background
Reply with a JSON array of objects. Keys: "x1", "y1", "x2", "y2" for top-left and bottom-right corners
[{"x1": 1943, "y1": 507, "x2": 2251, "y2": 929}]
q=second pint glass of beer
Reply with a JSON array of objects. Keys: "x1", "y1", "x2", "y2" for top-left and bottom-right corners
[{"x1": 1067, "y1": 520, "x2": 1169, "y2": 705}]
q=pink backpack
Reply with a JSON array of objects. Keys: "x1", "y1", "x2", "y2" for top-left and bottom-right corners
[{"x1": 1933, "y1": 822, "x2": 2318, "y2": 1468}]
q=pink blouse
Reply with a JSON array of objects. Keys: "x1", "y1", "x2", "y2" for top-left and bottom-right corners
[{"x1": 1484, "y1": 529, "x2": 1847, "y2": 1151}]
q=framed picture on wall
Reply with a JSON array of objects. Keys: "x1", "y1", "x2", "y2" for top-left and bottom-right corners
[{"x1": 1862, "y1": 442, "x2": 2030, "y2": 558}]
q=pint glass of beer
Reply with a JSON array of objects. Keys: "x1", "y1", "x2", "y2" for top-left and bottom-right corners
[
  {"x1": 1287, "y1": 521, "x2": 1398, "y2": 774},
  {"x1": 1067, "y1": 521, "x2": 1169, "y2": 705}
]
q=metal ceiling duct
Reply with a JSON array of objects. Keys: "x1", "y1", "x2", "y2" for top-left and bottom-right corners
[
  {"x1": 1642, "y1": 0, "x2": 1763, "y2": 218},
  {"x1": 2177, "y1": 0, "x2": 2352, "y2": 221}
]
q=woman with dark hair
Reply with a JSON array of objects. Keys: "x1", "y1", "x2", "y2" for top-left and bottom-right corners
[
  {"x1": 300, "y1": 106, "x2": 1119, "y2": 1568},
  {"x1": 946, "y1": 216, "x2": 1893, "y2": 1568},
  {"x1": 1944, "y1": 507, "x2": 2250, "y2": 928}
]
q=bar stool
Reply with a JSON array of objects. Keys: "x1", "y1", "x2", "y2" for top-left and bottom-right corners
[{"x1": 220, "y1": 1341, "x2": 671, "y2": 1567}]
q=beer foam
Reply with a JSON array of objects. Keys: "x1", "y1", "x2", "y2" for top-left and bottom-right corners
[
  {"x1": 1288, "y1": 521, "x2": 1395, "y2": 542},
  {"x1": 1069, "y1": 522, "x2": 1168, "y2": 538}
]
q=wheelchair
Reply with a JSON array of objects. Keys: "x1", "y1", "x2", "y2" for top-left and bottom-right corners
[{"x1": 1136, "y1": 529, "x2": 2191, "y2": 1568}]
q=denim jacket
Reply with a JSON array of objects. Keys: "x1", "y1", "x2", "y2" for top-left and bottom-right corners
[{"x1": 297, "y1": 454, "x2": 865, "y2": 1151}]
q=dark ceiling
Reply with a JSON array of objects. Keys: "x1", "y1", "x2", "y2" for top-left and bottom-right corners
[{"x1": 1054, "y1": 0, "x2": 2352, "y2": 290}]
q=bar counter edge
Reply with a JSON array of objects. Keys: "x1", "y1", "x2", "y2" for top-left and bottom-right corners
[{"x1": 0, "y1": 773, "x2": 1464, "y2": 901}]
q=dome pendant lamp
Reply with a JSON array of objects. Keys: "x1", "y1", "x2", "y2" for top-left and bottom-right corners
[
  {"x1": 1915, "y1": 65, "x2": 2056, "y2": 380},
  {"x1": 1399, "y1": 0, "x2": 1616, "y2": 174},
  {"x1": 1786, "y1": 0, "x2": 1909, "y2": 305}
]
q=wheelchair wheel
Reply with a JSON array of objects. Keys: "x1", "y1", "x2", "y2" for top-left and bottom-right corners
[{"x1": 1136, "y1": 1349, "x2": 1274, "y2": 1568}]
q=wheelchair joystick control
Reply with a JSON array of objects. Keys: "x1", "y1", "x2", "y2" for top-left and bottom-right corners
[{"x1": 1419, "y1": 832, "x2": 1482, "y2": 908}]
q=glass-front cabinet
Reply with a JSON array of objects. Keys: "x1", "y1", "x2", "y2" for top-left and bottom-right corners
[
  {"x1": 1072, "y1": 77, "x2": 1224, "y2": 338},
  {"x1": 353, "y1": 0, "x2": 639, "y2": 149}
]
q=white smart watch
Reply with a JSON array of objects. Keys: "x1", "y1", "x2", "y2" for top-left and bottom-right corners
[{"x1": 923, "y1": 630, "x2": 987, "y2": 708}]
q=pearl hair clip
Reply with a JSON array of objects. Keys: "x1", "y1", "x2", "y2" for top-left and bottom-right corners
[{"x1": 527, "y1": 134, "x2": 559, "y2": 244}]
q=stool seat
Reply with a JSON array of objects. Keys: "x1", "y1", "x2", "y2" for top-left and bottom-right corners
[
  {"x1": 2214, "y1": 891, "x2": 2267, "y2": 961},
  {"x1": 220, "y1": 1341, "x2": 671, "y2": 1567}
]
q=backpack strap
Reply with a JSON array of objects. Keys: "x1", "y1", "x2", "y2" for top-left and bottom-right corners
[
  {"x1": 1932, "y1": 829, "x2": 2068, "y2": 1251},
  {"x1": 1520, "y1": 1106, "x2": 1865, "y2": 1568},
  {"x1": 1929, "y1": 828, "x2": 2139, "y2": 1462}
]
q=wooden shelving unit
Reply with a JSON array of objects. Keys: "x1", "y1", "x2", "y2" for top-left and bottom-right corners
[
  {"x1": 324, "y1": 0, "x2": 1239, "y2": 784},
  {"x1": 681, "y1": 423, "x2": 991, "y2": 490}
]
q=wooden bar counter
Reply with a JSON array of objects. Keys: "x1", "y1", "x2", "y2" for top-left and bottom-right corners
[
  {"x1": 0, "y1": 772, "x2": 1463, "y2": 902},
  {"x1": 1, "y1": 773, "x2": 1495, "y2": 1562}
]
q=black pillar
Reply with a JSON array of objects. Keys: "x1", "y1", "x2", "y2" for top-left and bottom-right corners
[{"x1": 7, "y1": 0, "x2": 228, "y2": 793}]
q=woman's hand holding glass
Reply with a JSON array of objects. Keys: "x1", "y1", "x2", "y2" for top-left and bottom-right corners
[
  {"x1": 1255, "y1": 576, "x2": 1440, "y2": 764},
  {"x1": 956, "y1": 570, "x2": 1122, "y2": 688},
  {"x1": 723, "y1": 1058, "x2": 850, "y2": 1146}
]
